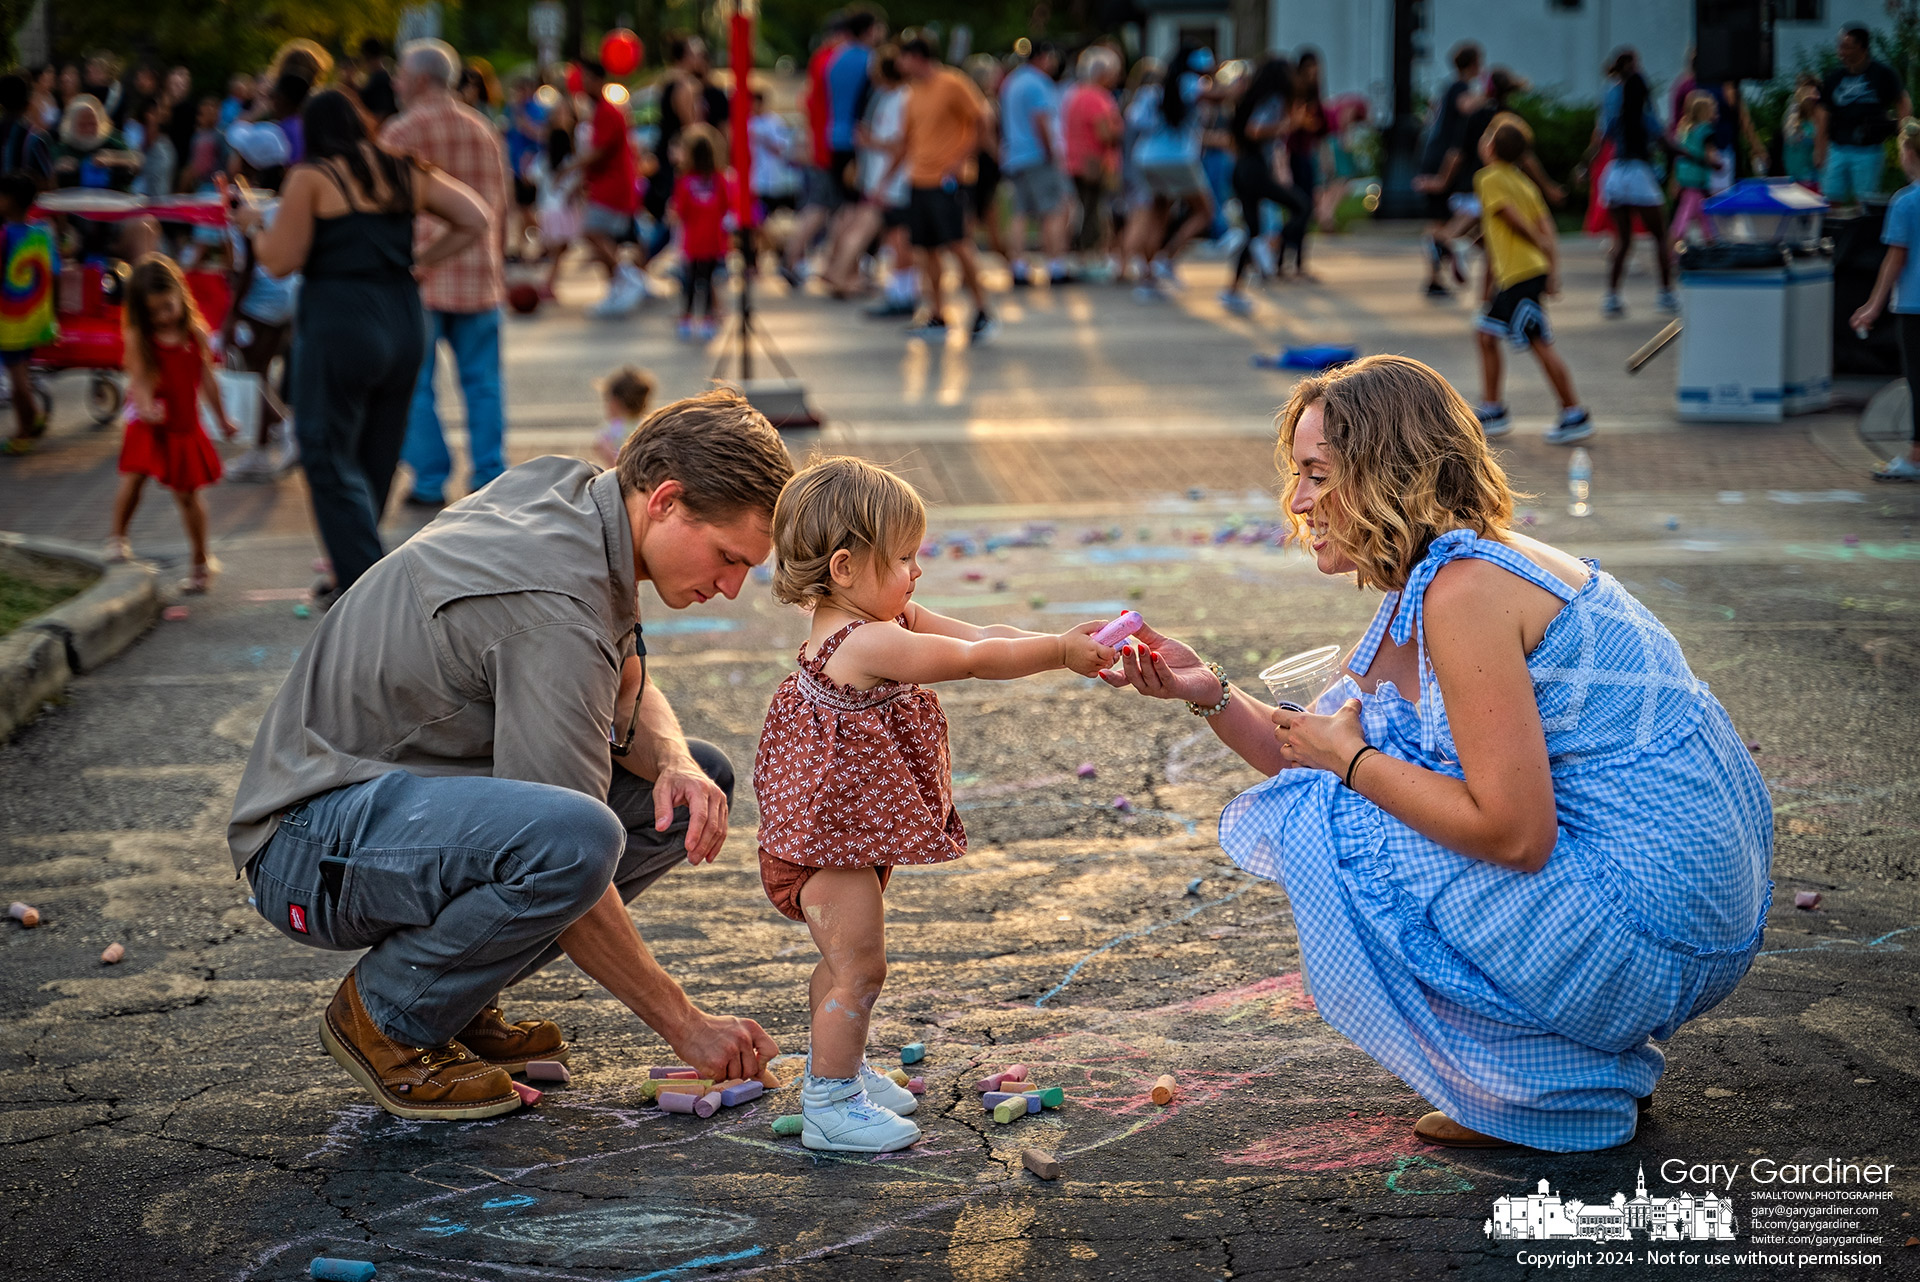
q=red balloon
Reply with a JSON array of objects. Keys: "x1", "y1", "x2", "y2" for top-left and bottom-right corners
[
  {"x1": 601, "y1": 29, "x2": 643, "y2": 78},
  {"x1": 564, "y1": 62, "x2": 584, "y2": 95}
]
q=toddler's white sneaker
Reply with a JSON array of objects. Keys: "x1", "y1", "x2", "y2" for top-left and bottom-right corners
[
  {"x1": 858, "y1": 1061, "x2": 917, "y2": 1115},
  {"x1": 801, "y1": 1076, "x2": 920, "y2": 1152}
]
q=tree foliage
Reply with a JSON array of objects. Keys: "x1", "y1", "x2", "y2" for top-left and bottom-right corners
[{"x1": 42, "y1": 0, "x2": 410, "y2": 85}]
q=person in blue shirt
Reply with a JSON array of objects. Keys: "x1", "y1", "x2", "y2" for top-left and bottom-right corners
[
  {"x1": 1849, "y1": 116, "x2": 1920, "y2": 481},
  {"x1": 999, "y1": 41, "x2": 1070, "y2": 285},
  {"x1": 825, "y1": 8, "x2": 883, "y2": 206}
]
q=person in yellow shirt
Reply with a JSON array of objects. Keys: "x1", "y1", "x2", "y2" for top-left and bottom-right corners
[{"x1": 1473, "y1": 116, "x2": 1591, "y2": 445}]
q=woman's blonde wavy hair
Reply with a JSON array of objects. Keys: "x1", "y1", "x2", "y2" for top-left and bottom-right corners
[
  {"x1": 1275, "y1": 355, "x2": 1517, "y2": 592},
  {"x1": 772, "y1": 456, "x2": 927, "y2": 607}
]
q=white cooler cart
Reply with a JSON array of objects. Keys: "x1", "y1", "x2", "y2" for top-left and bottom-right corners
[{"x1": 1674, "y1": 182, "x2": 1832, "y2": 422}]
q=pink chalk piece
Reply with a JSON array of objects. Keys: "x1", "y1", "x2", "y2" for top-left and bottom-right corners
[
  {"x1": 657, "y1": 1090, "x2": 700, "y2": 1114},
  {"x1": 1843, "y1": 534, "x2": 1861, "y2": 547},
  {"x1": 719, "y1": 1080, "x2": 764, "y2": 1107},
  {"x1": 1794, "y1": 891, "x2": 1822, "y2": 910},
  {"x1": 694, "y1": 1090, "x2": 723, "y2": 1118},
  {"x1": 1113, "y1": 796, "x2": 1133, "y2": 813},
  {"x1": 1092, "y1": 610, "x2": 1144, "y2": 647},
  {"x1": 663, "y1": 1069, "x2": 701, "y2": 1080},
  {"x1": 100, "y1": 942, "x2": 125, "y2": 965},
  {"x1": 976, "y1": 1073, "x2": 1010, "y2": 1093},
  {"x1": 648, "y1": 1066, "x2": 691, "y2": 1079},
  {"x1": 510, "y1": 1080, "x2": 541, "y2": 1106},
  {"x1": 524, "y1": 1060, "x2": 570, "y2": 1083},
  {"x1": 906, "y1": 1076, "x2": 925, "y2": 1094},
  {"x1": 1076, "y1": 762, "x2": 1097, "y2": 779},
  {"x1": 162, "y1": 605, "x2": 190, "y2": 621},
  {"x1": 1002, "y1": 1064, "x2": 1029, "y2": 1083}
]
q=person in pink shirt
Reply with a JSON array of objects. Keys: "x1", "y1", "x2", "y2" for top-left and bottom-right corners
[
  {"x1": 1061, "y1": 44, "x2": 1123, "y2": 266},
  {"x1": 670, "y1": 123, "x2": 734, "y2": 341}
]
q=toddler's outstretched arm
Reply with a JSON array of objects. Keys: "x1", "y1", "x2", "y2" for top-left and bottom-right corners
[
  {"x1": 902, "y1": 601, "x2": 1045, "y2": 642},
  {"x1": 840, "y1": 616, "x2": 1115, "y2": 686}
]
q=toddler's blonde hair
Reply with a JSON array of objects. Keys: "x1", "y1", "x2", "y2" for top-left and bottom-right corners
[
  {"x1": 1682, "y1": 90, "x2": 1717, "y2": 128},
  {"x1": 772, "y1": 456, "x2": 927, "y2": 607},
  {"x1": 1900, "y1": 116, "x2": 1920, "y2": 159}
]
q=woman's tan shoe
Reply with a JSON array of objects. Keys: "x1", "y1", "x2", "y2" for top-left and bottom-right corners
[{"x1": 1413, "y1": 1111, "x2": 1516, "y2": 1148}]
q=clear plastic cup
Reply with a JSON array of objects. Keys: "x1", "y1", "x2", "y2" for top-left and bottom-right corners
[{"x1": 1259, "y1": 644, "x2": 1344, "y2": 712}]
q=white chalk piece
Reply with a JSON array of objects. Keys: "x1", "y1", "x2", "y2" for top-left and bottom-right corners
[
  {"x1": 310, "y1": 1259, "x2": 377, "y2": 1282},
  {"x1": 8, "y1": 902, "x2": 39, "y2": 927},
  {"x1": 1022, "y1": 1147, "x2": 1063, "y2": 1180},
  {"x1": 524, "y1": 1060, "x2": 570, "y2": 1083},
  {"x1": 510, "y1": 1081, "x2": 541, "y2": 1106},
  {"x1": 100, "y1": 942, "x2": 125, "y2": 965}
]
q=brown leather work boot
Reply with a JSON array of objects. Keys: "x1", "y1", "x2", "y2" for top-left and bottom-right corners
[
  {"x1": 320, "y1": 972, "x2": 522, "y2": 1120},
  {"x1": 455, "y1": 1004, "x2": 570, "y2": 1074}
]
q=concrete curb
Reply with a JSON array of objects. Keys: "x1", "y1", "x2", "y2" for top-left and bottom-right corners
[{"x1": 0, "y1": 532, "x2": 160, "y2": 742}]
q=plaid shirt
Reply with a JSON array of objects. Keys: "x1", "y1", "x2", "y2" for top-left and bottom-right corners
[{"x1": 381, "y1": 97, "x2": 508, "y2": 313}]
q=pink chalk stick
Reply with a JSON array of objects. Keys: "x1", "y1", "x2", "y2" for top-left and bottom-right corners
[
  {"x1": 663, "y1": 1069, "x2": 701, "y2": 1079},
  {"x1": 510, "y1": 1081, "x2": 541, "y2": 1106},
  {"x1": 524, "y1": 1060, "x2": 570, "y2": 1083},
  {"x1": 1001, "y1": 1064, "x2": 1029, "y2": 1082},
  {"x1": 1092, "y1": 610, "x2": 1144, "y2": 647},
  {"x1": 719, "y1": 1080, "x2": 764, "y2": 1107},
  {"x1": 658, "y1": 1091, "x2": 699, "y2": 1114},
  {"x1": 648, "y1": 1067, "x2": 686, "y2": 1078},
  {"x1": 1794, "y1": 891, "x2": 1822, "y2": 910},
  {"x1": 976, "y1": 1073, "x2": 1010, "y2": 1093},
  {"x1": 906, "y1": 1077, "x2": 925, "y2": 1095},
  {"x1": 694, "y1": 1091, "x2": 722, "y2": 1119}
]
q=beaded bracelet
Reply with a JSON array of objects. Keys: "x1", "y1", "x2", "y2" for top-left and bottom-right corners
[{"x1": 1187, "y1": 662, "x2": 1232, "y2": 717}]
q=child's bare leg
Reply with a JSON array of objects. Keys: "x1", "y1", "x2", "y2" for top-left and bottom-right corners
[
  {"x1": 110, "y1": 473, "x2": 147, "y2": 539},
  {"x1": 1531, "y1": 339, "x2": 1580, "y2": 409},
  {"x1": 799, "y1": 867, "x2": 887, "y2": 1079},
  {"x1": 1478, "y1": 330, "x2": 1504, "y2": 406},
  {"x1": 173, "y1": 487, "x2": 211, "y2": 569}
]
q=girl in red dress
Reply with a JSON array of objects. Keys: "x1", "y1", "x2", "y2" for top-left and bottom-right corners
[
  {"x1": 754, "y1": 457, "x2": 1117, "y2": 1153},
  {"x1": 108, "y1": 255, "x2": 236, "y2": 591}
]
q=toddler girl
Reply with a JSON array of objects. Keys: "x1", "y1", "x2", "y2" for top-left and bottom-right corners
[
  {"x1": 108, "y1": 254, "x2": 236, "y2": 590},
  {"x1": 1671, "y1": 92, "x2": 1720, "y2": 249},
  {"x1": 670, "y1": 123, "x2": 732, "y2": 341},
  {"x1": 753, "y1": 457, "x2": 1116, "y2": 1152},
  {"x1": 592, "y1": 363, "x2": 656, "y2": 466}
]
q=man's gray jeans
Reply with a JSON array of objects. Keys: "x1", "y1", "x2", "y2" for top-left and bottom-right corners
[{"x1": 246, "y1": 741, "x2": 733, "y2": 1047}]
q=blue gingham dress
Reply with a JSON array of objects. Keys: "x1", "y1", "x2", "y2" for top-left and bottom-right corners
[{"x1": 1219, "y1": 530, "x2": 1773, "y2": 1151}]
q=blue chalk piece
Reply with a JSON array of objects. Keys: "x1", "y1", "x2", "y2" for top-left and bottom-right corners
[
  {"x1": 311, "y1": 1259, "x2": 377, "y2": 1282},
  {"x1": 900, "y1": 1042, "x2": 925, "y2": 1065},
  {"x1": 1186, "y1": 877, "x2": 1204, "y2": 896},
  {"x1": 719, "y1": 1080, "x2": 764, "y2": 1106},
  {"x1": 1277, "y1": 343, "x2": 1358, "y2": 371},
  {"x1": 982, "y1": 1091, "x2": 1042, "y2": 1113}
]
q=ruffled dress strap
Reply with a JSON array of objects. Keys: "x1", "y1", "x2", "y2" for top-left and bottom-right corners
[
  {"x1": 794, "y1": 618, "x2": 915, "y2": 713},
  {"x1": 799, "y1": 619, "x2": 865, "y2": 672}
]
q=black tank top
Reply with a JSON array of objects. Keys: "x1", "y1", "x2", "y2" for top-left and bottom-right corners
[{"x1": 304, "y1": 159, "x2": 416, "y2": 283}]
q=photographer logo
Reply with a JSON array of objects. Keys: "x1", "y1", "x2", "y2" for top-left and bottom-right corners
[{"x1": 1486, "y1": 1166, "x2": 1737, "y2": 1242}]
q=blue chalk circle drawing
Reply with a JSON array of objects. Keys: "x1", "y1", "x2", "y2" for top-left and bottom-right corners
[
  {"x1": 468, "y1": 1205, "x2": 757, "y2": 1263},
  {"x1": 480, "y1": 1194, "x2": 537, "y2": 1211},
  {"x1": 1758, "y1": 924, "x2": 1917, "y2": 957}
]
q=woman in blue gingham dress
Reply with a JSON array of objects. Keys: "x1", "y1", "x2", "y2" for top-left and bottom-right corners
[{"x1": 1104, "y1": 356, "x2": 1772, "y2": 1152}]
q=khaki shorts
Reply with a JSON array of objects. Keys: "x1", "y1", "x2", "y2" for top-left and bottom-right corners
[{"x1": 759, "y1": 851, "x2": 891, "y2": 922}]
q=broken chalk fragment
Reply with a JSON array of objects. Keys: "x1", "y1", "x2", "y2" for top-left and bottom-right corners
[
  {"x1": 1113, "y1": 796, "x2": 1133, "y2": 812},
  {"x1": 100, "y1": 942, "x2": 125, "y2": 965},
  {"x1": 1022, "y1": 1147, "x2": 1063, "y2": 1180},
  {"x1": 906, "y1": 1076, "x2": 925, "y2": 1094},
  {"x1": 293, "y1": 603, "x2": 311, "y2": 619},
  {"x1": 1151, "y1": 1074, "x2": 1177, "y2": 1105},
  {"x1": 1023, "y1": 1086, "x2": 1065, "y2": 1108},
  {"x1": 758, "y1": 1066, "x2": 788, "y2": 1090},
  {"x1": 510, "y1": 1080, "x2": 541, "y2": 1106},
  {"x1": 993, "y1": 1098, "x2": 1028, "y2": 1124},
  {"x1": 1186, "y1": 877, "x2": 1203, "y2": 896},
  {"x1": 720, "y1": 1080, "x2": 764, "y2": 1107},
  {"x1": 900, "y1": 1042, "x2": 926, "y2": 1065},
  {"x1": 886, "y1": 1067, "x2": 910, "y2": 1086},
  {"x1": 1002, "y1": 1063, "x2": 1029, "y2": 1082},
  {"x1": 663, "y1": 1069, "x2": 701, "y2": 1079},
  {"x1": 1076, "y1": 762, "x2": 1097, "y2": 779},
  {"x1": 162, "y1": 605, "x2": 189, "y2": 621},
  {"x1": 1794, "y1": 891, "x2": 1822, "y2": 910},
  {"x1": 8, "y1": 902, "x2": 39, "y2": 927},
  {"x1": 694, "y1": 1090, "x2": 723, "y2": 1118},
  {"x1": 310, "y1": 1259, "x2": 377, "y2": 1282},
  {"x1": 976, "y1": 1073, "x2": 1010, "y2": 1093},
  {"x1": 648, "y1": 1067, "x2": 691, "y2": 1078},
  {"x1": 772, "y1": 1114, "x2": 805, "y2": 1136},
  {"x1": 524, "y1": 1060, "x2": 570, "y2": 1083},
  {"x1": 982, "y1": 1092, "x2": 1041, "y2": 1113}
]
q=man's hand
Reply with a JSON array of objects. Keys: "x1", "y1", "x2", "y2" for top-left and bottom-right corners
[
  {"x1": 654, "y1": 756, "x2": 729, "y2": 863},
  {"x1": 670, "y1": 1009, "x2": 780, "y2": 1082}
]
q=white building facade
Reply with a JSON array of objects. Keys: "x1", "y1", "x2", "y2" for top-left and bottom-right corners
[{"x1": 1265, "y1": 0, "x2": 1865, "y2": 110}]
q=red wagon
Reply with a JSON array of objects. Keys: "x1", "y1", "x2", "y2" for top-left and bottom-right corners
[{"x1": 31, "y1": 190, "x2": 233, "y2": 425}]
